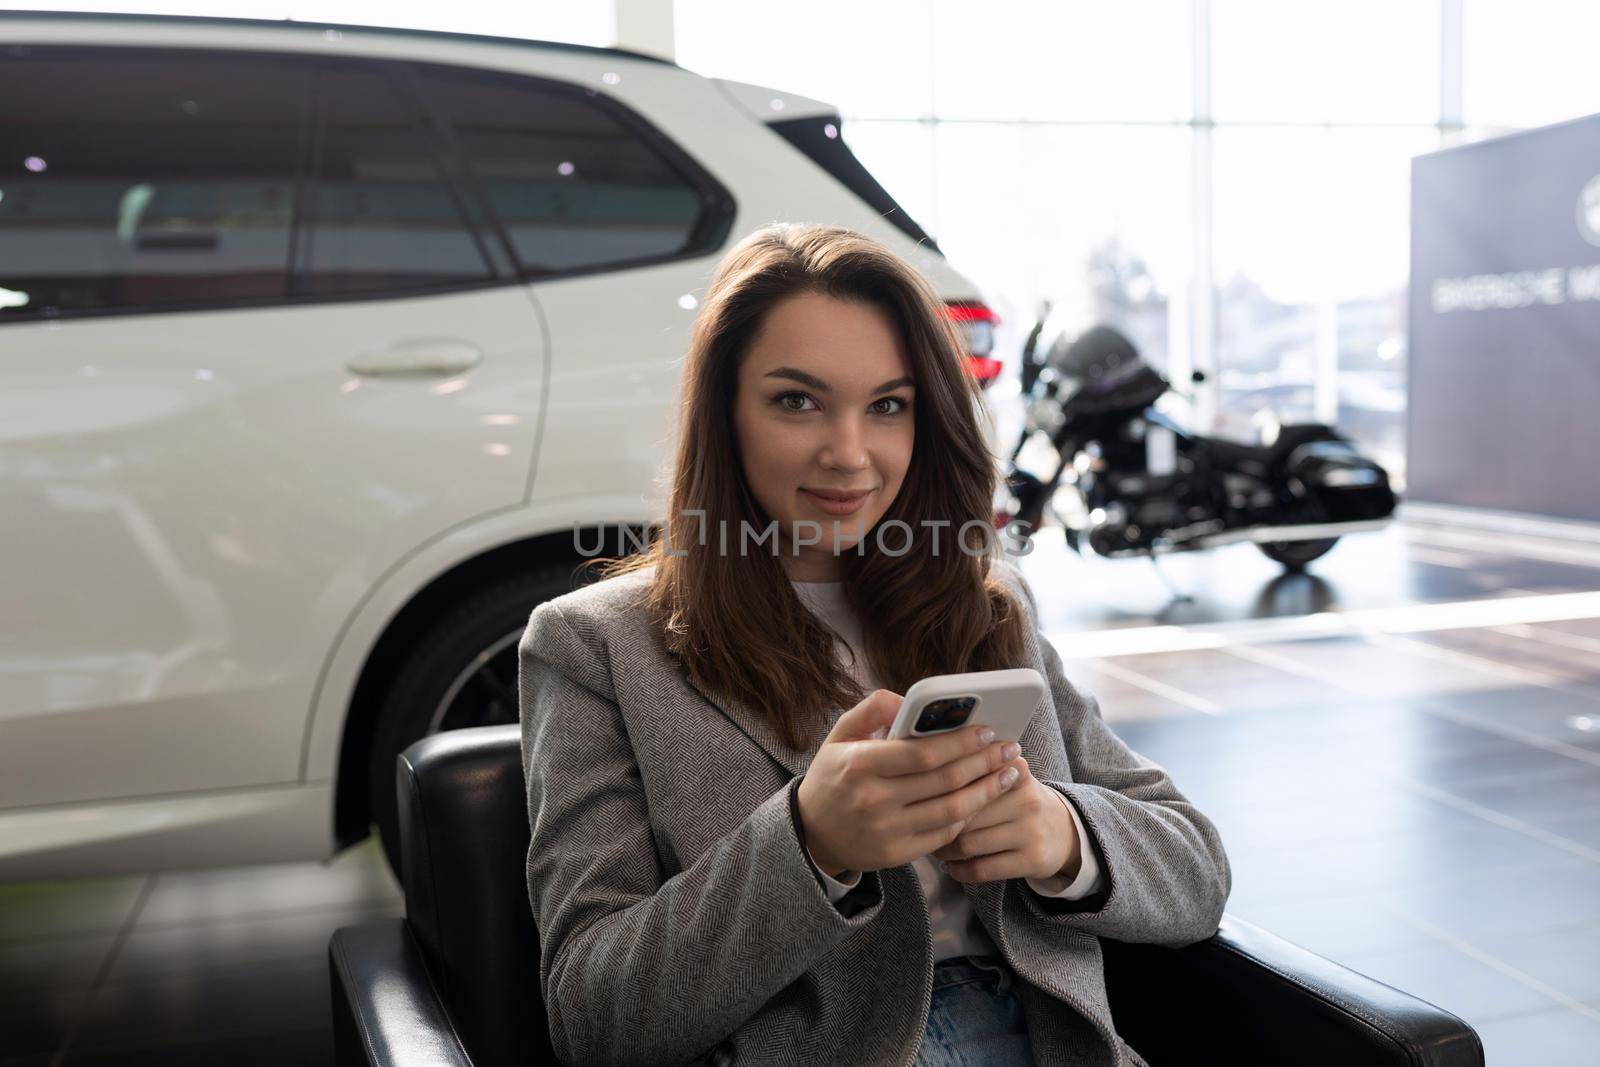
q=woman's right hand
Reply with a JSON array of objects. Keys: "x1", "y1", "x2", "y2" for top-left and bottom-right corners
[{"x1": 794, "y1": 689, "x2": 1024, "y2": 878}]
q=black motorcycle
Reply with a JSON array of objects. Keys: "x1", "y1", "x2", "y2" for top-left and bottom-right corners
[{"x1": 997, "y1": 322, "x2": 1398, "y2": 573}]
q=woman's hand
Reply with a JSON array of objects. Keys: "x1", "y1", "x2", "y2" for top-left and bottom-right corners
[
  {"x1": 930, "y1": 756, "x2": 1082, "y2": 883},
  {"x1": 795, "y1": 690, "x2": 1022, "y2": 878}
]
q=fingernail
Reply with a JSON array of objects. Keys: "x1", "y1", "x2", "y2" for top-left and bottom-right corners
[
  {"x1": 1000, "y1": 767, "x2": 1019, "y2": 788},
  {"x1": 977, "y1": 727, "x2": 995, "y2": 744},
  {"x1": 1003, "y1": 742, "x2": 1021, "y2": 761}
]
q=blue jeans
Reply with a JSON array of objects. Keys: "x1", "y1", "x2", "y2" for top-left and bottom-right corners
[{"x1": 915, "y1": 954, "x2": 1037, "y2": 1066}]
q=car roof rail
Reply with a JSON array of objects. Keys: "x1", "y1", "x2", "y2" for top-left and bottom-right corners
[{"x1": 0, "y1": 9, "x2": 681, "y2": 68}]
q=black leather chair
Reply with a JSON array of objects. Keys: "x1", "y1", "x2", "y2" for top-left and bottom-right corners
[{"x1": 329, "y1": 724, "x2": 1484, "y2": 1066}]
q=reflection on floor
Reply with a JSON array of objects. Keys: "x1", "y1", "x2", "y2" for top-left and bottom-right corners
[
  {"x1": 1034, "y1": 512, "x2": 1600, "y2": 1066},
  {"x1": 0, "y1": 838, "x2": 401, "y2": 1065},
  {"x1": 3, "y1": 510, "x2": 1599, "y2": 1065}
]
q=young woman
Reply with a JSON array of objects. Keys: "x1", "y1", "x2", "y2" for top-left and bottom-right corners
[{"x1": 519, "y1": 223, "x2": 1231, "y2": 1067}]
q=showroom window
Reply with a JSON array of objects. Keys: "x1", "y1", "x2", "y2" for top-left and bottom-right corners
[
  {"x1": 0, "y1": 47, "x2": 308, "y2": 316},
  {"x1": 1210, "y1": 126, "x2": 1435, "y2": 464},
  {"x1": 677, "y1": 0, "x2": 1505, "y2": 491},
  {"x1": 295, "y1": 62, "x2": 496, "y2": 296},
  {"x1": 1462, "y1": 0, "x2": 1600, "y2": 130},
  {"x1": 415, "y1": 66, "x2": 717, "y2": 276}
]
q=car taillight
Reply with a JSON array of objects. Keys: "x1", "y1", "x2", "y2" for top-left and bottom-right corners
[{"x1": 946, "y1": 301, "x2": 1001, "y2": 389}]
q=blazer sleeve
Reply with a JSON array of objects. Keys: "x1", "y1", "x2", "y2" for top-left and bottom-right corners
[
  {"x1": 999, "y1": 559, "x2": 1232, "y2": 946},
  {"x1": 519, "y1": 599, "x2": 887, "y2": 1067}
]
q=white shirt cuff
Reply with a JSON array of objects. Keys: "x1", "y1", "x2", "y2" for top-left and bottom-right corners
[
  {"x1": 806, "y1": 843, "x2": 863, "y2": 902},
  {"x1": 1025, "y1": 788, "x2": 1106, "y2": 900}
]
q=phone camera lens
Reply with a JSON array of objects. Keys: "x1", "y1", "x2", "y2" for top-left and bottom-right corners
[{"x1": 917, "y1": 695, "x2": 977, "y2": 733}]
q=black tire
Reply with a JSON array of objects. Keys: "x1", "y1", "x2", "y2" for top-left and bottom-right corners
[
  {"x1": 1257, "y1": 537, "x2": 1339, "y2": 570},
  {"x1": 367, "y1": 562, "x2": 580, "y2": 879}
]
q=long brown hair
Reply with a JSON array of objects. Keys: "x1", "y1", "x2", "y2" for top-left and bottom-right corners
[{"x1": 590, "y1": 223, "x2": 1029, "y2": 751}]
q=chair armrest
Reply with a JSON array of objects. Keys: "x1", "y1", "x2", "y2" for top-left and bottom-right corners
[
  {"x1": 329, "y1": 918, "x2": 475, "y2": 1067},
  {"x1": 1102, "y1": 914, "x2": 1484, "y2": 1067}
]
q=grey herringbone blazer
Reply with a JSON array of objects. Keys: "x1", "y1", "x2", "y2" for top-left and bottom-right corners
[{"x1": 518, "y1": 556, "x2": 1230, "y2": 1067}]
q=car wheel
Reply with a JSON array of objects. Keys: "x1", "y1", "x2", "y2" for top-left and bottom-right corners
[
  {"x1": 367, "y1": 562, "x2": 582, "y2": 879},
  {"x1": 1257, "y1": 537, "x2": 1339, "y2": 570}
]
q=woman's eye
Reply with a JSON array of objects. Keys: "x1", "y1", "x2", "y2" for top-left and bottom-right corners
[
  {"x1": 773, "y1": 392, "x2": 910, "y2": 414},
  {"x1": 776, "y1": 391, "x2": 816, "y2": 412}
]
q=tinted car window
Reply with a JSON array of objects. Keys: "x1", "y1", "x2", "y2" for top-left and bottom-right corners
[
  {"x1": 769, "y1": 114, "x2": 941, "y2": 254},
  {"x1": 417, "y1": 68, "x2": 709, "y2": 275},
  {"x1": 0, "y1": 48, "x2": 306, "y2": 316},
  {"x1": 297, "y1": 63, "x2": 494, "y2": 295}
]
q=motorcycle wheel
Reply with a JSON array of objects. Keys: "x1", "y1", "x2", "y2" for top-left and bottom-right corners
[{"x1": 1258, "y1": 537, "x2": 1339, "y2": 570}]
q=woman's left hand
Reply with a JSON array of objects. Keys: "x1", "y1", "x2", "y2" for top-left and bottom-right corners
[{"x1": 930, "y1": 756, "x2": 1081, "y2": 883}]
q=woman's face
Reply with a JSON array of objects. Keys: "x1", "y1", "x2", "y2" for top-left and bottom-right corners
[{"x1": 733, "y1": 290, "x2": 916, "y2": 582}]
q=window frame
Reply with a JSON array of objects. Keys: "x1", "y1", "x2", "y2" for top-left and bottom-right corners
[{"x1": 400, "y1": 57, "x2": 737, "y2": 284}]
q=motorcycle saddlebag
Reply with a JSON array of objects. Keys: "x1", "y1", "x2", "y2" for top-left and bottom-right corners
[{"x1": 1284, "y1": 440, "x2": 1397, "y2": 521}]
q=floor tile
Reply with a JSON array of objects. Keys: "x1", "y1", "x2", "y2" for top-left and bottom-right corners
[
  {"x1": 1230, "y1": 896, "x2": 1437, "y2": 962},
  {"x1": 0, "y1": 985, "x2": 93, "y2": 1058},
  {"x1": 1466, "y1": 922, "x2": 1600, "y2": 1004},
  {"x1": 1234, "y1": 638, "x2": 1514, "y2": 701},
  {"x1": 1467, "y1": 1005, "x2": 1600, "y2": 1067},
  {"x1": 1338, "y1": 939, "x2": 1556, "y2": 1022},
  {"x1": 69, "y1": 960, "x2": 330, "y2": 1053},
  {"x1": 1439, "y1": 688, "x2": 1600, "y2": 746},
  {"x1": 1404, "y1": 628, "x2": 1600, "y2": 687},
  {"x1": 1539, "y1": 813, "x2": 1600, "y2": 853},
  {"x1": 0, "y1": 877, "x2": 146, "y2": 942},
  {"x1": 1208, "y1": 792, "x2": 1483, "y2": 853},
  {"x1": 1232, "y1": 819, "x2": 1581, "y2": 904},
  {"x1": 1529, "y1": 619, "x2": 1600, "y2": 641},
  {"x1": 134, "y1": 843, "x2": 399, "y2": 929},
  {"x1": 107, "y1": 897, "x2": 402, "y2": 984},
  {"x1": 1399, "y1": 743, "x2": 1600, "y2": 791},
  {"x1": 0, "y1": 930, "x2": 115, "y2": 995},
  {"x1": 1090, "y1": 648, "x2": 1367, "y2": 713},
  {"x1": 1438, "y1": 771, "x2": 1600, "y2": 825},
  {"x1": 1378, "y1": 856, "x2": 1600, "y2": 941},
  {"x1": 1059, "y1": 664, "x2": 1199, "y2": 722},
  {"x1": 61, "y1": 1027, "x2": 332, "y2": 1066}
]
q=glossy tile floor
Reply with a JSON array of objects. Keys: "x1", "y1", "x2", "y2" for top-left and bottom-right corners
[
  {"x1": 1035, "y1": 512, "x2": 1600, "y2": 1067},
  {"x1": 0, "y1": 839, "x2": 402, "y2": 1066},
  {"x1": 3, "y1": 509, "x2": 1599, "y2": 1065}
]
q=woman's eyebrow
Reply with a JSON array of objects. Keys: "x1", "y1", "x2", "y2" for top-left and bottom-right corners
[{"x1": 764, "y1": 367, "x2": 915, "y2": 395}]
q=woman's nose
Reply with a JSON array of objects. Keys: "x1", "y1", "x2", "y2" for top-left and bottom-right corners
[{"x1": 821, "y1": 418, "x2": 870, "y2": 469}]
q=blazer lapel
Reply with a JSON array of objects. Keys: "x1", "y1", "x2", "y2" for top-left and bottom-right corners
[{"x1": 681, "y1": 671, "x2": 830, "y2": 779}]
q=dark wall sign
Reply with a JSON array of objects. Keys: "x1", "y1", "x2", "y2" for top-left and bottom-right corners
[{"x1": 1408, "y1": 114, "x2": 1600, "y2": 522}]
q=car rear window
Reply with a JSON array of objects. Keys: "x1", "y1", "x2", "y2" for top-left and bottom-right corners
[{"x1": 768, "y1": 114, "x2": 940, "y2": 255}]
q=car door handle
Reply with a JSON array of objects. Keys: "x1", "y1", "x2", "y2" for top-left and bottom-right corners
[{"x1": 345, "y1": 339, "x2": 484, "y2": 378}]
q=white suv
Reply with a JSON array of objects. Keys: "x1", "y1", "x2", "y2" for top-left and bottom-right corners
[{"x1": 0, "y1": 10, "x2": 1002, "y2": 879}]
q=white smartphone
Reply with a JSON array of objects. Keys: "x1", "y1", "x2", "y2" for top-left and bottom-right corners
[{"x1": 883, "y1": 668, "x2": 1047, "y2": 745}]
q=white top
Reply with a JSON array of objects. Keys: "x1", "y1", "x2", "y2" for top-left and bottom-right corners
[{"x1": 790, "y1": 578, "x2": 1106, "y2": 963}]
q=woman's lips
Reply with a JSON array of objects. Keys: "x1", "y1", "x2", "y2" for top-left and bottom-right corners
[{"x1": 801, "y1": 488, "x2": 872, "y2": 516}]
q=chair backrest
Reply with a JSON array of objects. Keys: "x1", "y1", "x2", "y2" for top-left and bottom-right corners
[{"x1": 396, "y1": 723, "x2": 551, "y2": 1067}]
